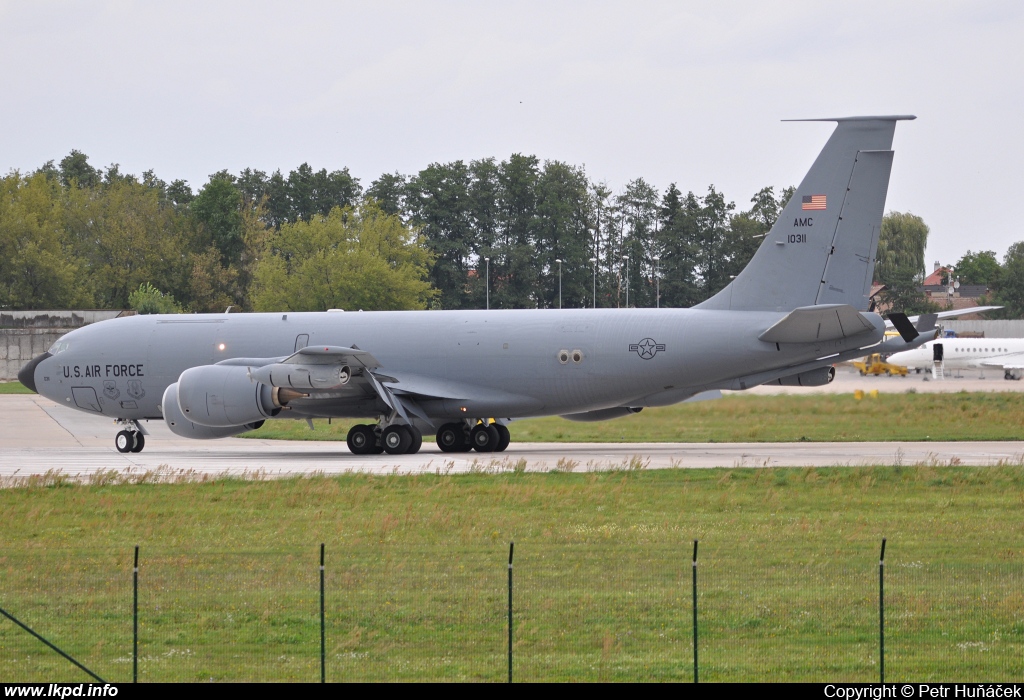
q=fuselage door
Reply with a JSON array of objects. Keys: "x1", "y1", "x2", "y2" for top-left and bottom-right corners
[
  {"x1": 933, "y1": 343, "x2": 944, "y2": 362},
  {"x1": 295, "y1": 334, "x2": 310, "y2": 352},
  {"x1": 72, "y1": 386, "x2": 102, "y2": 413}
]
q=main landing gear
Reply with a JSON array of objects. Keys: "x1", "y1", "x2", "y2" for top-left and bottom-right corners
[
  {"x1": 345, "y1": 420, "x2": 511, "y2": 455},
  {"x1": 114, "y1": 420, "x2": 146, "y2": 453},
  {"x1": 346, "y1": 423, "x2": 424, "y2": 455},
  {"x1": 436, "y1": 421, "x2": 510, "y2": 454}
]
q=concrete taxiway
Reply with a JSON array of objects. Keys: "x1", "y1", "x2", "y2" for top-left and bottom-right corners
[{"x1": 2, "y1": 387, "x2": 1022, "y2": 481}]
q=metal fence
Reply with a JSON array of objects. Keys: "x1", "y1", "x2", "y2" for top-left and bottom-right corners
[{"x1": 0, "y1": 543, "x2": 1020, "y2": 682}]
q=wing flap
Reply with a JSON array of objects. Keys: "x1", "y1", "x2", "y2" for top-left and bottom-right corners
[{"x1": 759, "y1": 304, "x2": 876, "y2": 344}]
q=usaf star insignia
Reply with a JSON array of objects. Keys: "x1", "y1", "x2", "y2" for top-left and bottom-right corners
[{"x1": 628, "y1": 338, "x2": 666, "y2": 359}]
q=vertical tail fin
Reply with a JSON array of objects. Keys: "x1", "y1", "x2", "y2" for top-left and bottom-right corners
[{"x1": 696, "y1": 116, "x2": 914, "y2": 312}]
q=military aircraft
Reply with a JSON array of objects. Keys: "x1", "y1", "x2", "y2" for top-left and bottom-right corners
[
  {"x1": 888, "y1": 337, "x2": 1024, "y2": 380},
  {"x1": 19, "y1": 115, "x2": 936, "y2": 456}
]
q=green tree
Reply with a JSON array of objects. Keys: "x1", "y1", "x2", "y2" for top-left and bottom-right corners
[
  {"x1": 62, "y1": 177, "x2": 190, "y2": 309},
  {"x1": 695, "y1": 186, "x2": 736, "y2": 299},
  {"x1": 406, "y1": 161, "x2": 474, "y2": 309},
  {"x1": 953, "y1": 250, "x2": 1001, "y2": 286},
  {"x1": 534, "y1": 161, "x2": 592, "y2": 308},
  {"x1": 655, "y1": 184, "x2": 700, "y2": 308},
  {"x1": 877, "y1": 211, "x2": 929, "y2": 284},
  {"x1": 58, "y1": 150, "x2": 101, "y2": 189},
  {"x1": 493, "y1": 154, "x2": 541, "y2": 308},
  {"x1": 287, "y1": 163, "x2": 361, "y2": 222},
  {"x1": 991, "y1": 242, "x2": 1024, "y2": 318},
  {"x1": 128, "y1": 282, "x2": 183, "y2": 314},
  {"x1": 614, "y1": 178, "x2": 660, "y2": 307},
  {"x1": 166, "y1": 179, "x2": 194, "y2": 209},
  {"x1": 366, "y1": 172, "x2": 408, "y2": 218},
  {"x1": 879, "y1": 268, "x2": 940, "y2": 314},
  {"x1": 0, "y1": 173, "x2": 89, "y2": 309},
  {"x1": 192, "y1": 174, "x2": 244, "y2": 267},
  {"x1": 465, "y1": 158, "x2": 501, "y2": 308},
  {"x1": 249, "y1": 203, "x2": 436, "y2": 312}
]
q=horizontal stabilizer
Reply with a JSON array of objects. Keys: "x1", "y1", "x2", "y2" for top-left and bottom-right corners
[
  {"x1": 915, "y1": 313, "x2": 938, "y2": 336},
  {"x1": 759, "y1": 304, "x2": 876, "y2": 344}
]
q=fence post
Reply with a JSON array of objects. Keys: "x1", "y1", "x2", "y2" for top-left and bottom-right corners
[
  {"x1": 508, "y1": 541, "x2": 514, "y2": 683},
  {"x1": 879, "y1": 537, "x2": 886, "y2": 684},
  {"x1": 320, "y1": 542, "x2": 326, "y2": 684},
  {"x1": 692, "y1": 539, "x2": 699, "y2": 683},
  {"x1": 133, "y1": 545, "x2": 139, "y2": 683}
]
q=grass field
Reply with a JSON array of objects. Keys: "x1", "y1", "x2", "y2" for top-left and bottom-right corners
[
  {"x1": 0, "y1": 382, "x2": 31, "y2": 394},
  {"x1": 0, "y1": 466, "x2": 1021, "y2": 682},
  {"x1": 244, "y1": 391, "x2": 1024, "y2": 443}
]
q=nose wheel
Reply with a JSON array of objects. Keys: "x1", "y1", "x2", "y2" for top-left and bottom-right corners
[{"x1": 115, "y1": 430, "x2": 145, "y2": 453}]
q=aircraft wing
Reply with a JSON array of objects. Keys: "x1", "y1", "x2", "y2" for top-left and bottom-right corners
[
  {"x1": 896, "y1": 305, "x2": 1002, "y2": 326},
  {"x1": 981, "y1": 353, "x2": 1024, "y2": 370}
]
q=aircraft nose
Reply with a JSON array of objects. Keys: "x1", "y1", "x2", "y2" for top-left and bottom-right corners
[{"x1": 17, "y1": 352, "x2": 51, "y2": 394}]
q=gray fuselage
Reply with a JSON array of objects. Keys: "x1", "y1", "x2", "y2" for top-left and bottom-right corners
[{"x1": 29, "y1": 307, "x2": 879, "y2": 425}]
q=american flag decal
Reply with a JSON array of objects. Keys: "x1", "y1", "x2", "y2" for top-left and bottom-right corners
[{"x1": 802, "y1": 194, "x2": 826, "y2": 210}]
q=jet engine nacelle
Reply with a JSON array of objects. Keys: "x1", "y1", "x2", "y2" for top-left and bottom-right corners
[
  {"x1": 176, "y1": 364, "x2": 282, "y2": 428},
  {"x1": 247, "y1": 362, "x2": 351, "y2": 389},
  {"x1": 162, "y1": 383, "x2": 265, "y2": 439},
  {"x1": 768, "y1": 366, "x2": 835, "y2": 387}
]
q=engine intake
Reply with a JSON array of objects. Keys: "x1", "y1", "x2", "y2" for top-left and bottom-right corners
[
  {"x1": 162, "y1": 383, "x2": 265, "y2": 439},
  {"x1": 176, "y1": 364, "x2": 284, "y2": 428}
]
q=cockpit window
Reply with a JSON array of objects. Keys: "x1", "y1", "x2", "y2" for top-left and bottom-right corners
[{"x1": 48, "y1": 341, "x2": 70, "y2": 354}]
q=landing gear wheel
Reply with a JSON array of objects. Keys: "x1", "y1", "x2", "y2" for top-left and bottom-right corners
[
  {"x1": 434, "y1": 421, "x2": 458, "y2": 454},
  {"x1": 115, "y1": 430, "x2": 136, "y2": 453},
  {"x1": 405, "y1": 426, "x2": 423, "y2": 454},
  {"x1": 129, "y1": 432, "x2": 145, "y2": 453},
  {"x1": 471, "y1": 424, "x2": 500, "y2": 452},
  {"x1": 347, "y1": 424, "x2": 378, "y2": 455},
  {"x1": 436, "y1": 422, "x2": 467, "y2": 453},
  {"x1": 382, "y1": 425, "x2": 412, "y2": 455},
  {"x1": 494, "y1": 424, "x2": 511, "y2": 452}
]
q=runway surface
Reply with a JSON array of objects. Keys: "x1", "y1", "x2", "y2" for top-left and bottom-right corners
[{"x1": 3, "y1": 378, "x2": 1022, "y2": 481}]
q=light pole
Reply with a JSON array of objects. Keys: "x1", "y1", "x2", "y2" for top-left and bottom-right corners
[
  {"x1": 653, "y1": 256, "x2": 660, "y2": 308},
  {"x1": 485, "y1": 257, "x2": 490, "y2": 310},
  {"x1": 622, "y1": 255, "x2": 629, "y2": 308},
  {"x1": 555, "y1": 259, "x2": 562, "y2": 309},
  {"x1": 590, "y1": 257, "x2": 597, "y2": 309},
  {"x1": 946, "y1": 265, "x2": 955, "y2": 307}
]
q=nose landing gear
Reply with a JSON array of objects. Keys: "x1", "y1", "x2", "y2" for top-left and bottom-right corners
[{"x1": 114, "y1": 420, "x2": 146, "y2": 453}]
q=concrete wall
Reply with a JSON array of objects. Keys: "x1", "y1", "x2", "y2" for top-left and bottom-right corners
[
  {"x1": 942, "y1": 320, "x2": 1024, "y2": 338},
  {"x1": 1, "y1": 310, "x2": 130, "y2": 381}
]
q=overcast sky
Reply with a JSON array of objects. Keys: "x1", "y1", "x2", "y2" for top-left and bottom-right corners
[{"x1": 2, "y1": 1, "x2": 1022, "y2": 269}]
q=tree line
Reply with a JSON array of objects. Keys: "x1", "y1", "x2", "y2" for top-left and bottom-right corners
[{"x1": 2, "y1": 150, "x2": 1021, "y2": 316}]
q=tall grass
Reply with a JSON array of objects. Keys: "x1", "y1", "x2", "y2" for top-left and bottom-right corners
[{"x1": 0, "y1": 466, "x2": 1022, "y2": 681}]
